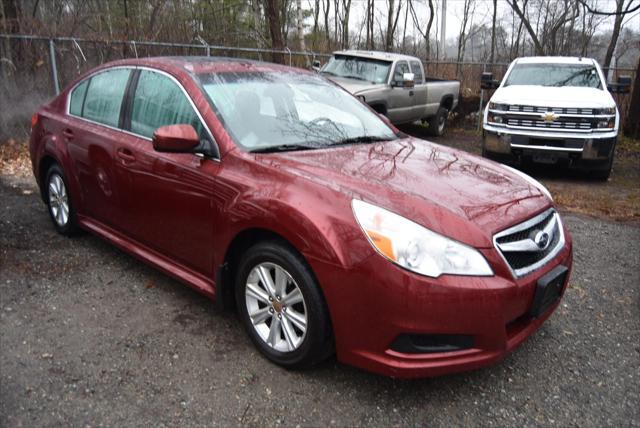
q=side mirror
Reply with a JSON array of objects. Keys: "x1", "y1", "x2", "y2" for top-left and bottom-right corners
[
  {"x1": 311, "y1": 60, "x2": 322, "y2": 72},
  {"x1": 152, "y1": 124, "x2": 200, "y2": 153},
  {"x1": 608, "y1": 75, "x2": 631, "y2": 94},
  {"x1": 481, "y1": 71, "x2": 500, "y2": 90},
  {"x1": 402, "y1": 72, "x2": 415, "y2": 88}
]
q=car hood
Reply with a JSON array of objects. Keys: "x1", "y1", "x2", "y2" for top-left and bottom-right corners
[
  {"x1": 324, "y1": 75, "x2": 387, "y2": 95},
  {"x1": 257, "y1": 138, "x2": 551, "y2": 248},
  {"x1": 491, "y1": 85, "x2": 615, "y2": 108}
]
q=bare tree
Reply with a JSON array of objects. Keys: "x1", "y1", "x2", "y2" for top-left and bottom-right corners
[
  {"x1": 602, "y1": 0, "x2": 636, "y2": 72},
  {"x1": 409, "y1": 0, "x2": 435, "y2": 60},
  {"x1": 264, "y1": 0, "x2": 285, "y2": 63},
  {"x1": 489, "y1": 0, "x2": 497, "y2": 64},
  {"x1": 385, "y1": 0, "x2": 403, "y2": 51}
]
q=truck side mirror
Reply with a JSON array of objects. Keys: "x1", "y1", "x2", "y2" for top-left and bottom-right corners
[
  {"x1": 481, "y1": 72, "x2": 500, "y2": 90},
  {"x1": 402, "y1": 72, "x2": 415, "y2": 89},
  {"x1": 312, "y1": 60, "x2": 322, "y2": 72},
  {"x1": 608, "y1": 75, "x2": 631, "y2": 94}
]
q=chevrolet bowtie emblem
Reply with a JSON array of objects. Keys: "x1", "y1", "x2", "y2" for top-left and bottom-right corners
[{"x1": 542, "y1": 111, "x2": 558, "y2": 122}]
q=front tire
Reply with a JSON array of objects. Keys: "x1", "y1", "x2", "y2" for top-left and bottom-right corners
[
  {"x1": 235, "y1": 241, "x2": 333, "y2": 369},
  {"x1": 45, "y1": 164, "x2": 79, "y2": 236}
]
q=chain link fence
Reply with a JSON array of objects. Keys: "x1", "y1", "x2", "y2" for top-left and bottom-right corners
[{"x1": 1, "y1": 34, "x2": 636, "y2": 140}]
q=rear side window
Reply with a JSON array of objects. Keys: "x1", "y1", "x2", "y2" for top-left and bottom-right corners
[
  {"x1": 410, "y1": 61, "x2": 424, "y2": 84},
  {"x1": 82, "y1": 69, "x2": 131, "y2": 128},
  {"x1": 130, "y1": 70, "x2": 205, "y2": 139},
  {"x1": 69, "y1": 80, "x2": 88, "y2": 116}
]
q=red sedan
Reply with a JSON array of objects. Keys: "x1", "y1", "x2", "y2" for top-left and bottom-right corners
[{"x1": 29, "y1": 57, "x2": 572, "y2": 378}]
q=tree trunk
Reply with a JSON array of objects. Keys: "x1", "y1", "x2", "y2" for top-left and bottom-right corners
[
  {"x1": 296, "y1": 0, "x2": 309, "y2": 66},
  {"x1": 264, "y1": 0, "x2": 285, "y2": 63},
  {"x1": 490, "y1": 0, "x2": 497, "y2": 64},
  {"x1": 341, "y1": 0, "x2": 351, "y2": 49},
  {"x1": 602, "y1": 0, "x2": 625, "y2": 73},
  {"x1": 623, "y1": 57, "x2": 639, "y2": 138}
]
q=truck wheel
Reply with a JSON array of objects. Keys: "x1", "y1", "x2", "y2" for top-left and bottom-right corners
[
  {"x1": 427, "y1": 107, "x2": 448, "y2": 137},
  {"x1": 590, "y1": 150, "x2": 615, "y2": 181}
]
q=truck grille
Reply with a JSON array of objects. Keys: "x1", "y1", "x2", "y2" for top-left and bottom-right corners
[
  {"x1": 505, "y1": 118, "x2": 592, "y2": 130},
  {"x1": 489, "y1": 104, "x2": 614, "y2": 133},
  {"x1": 493, "y1": 208, "x2": 565, "y2": 278}
]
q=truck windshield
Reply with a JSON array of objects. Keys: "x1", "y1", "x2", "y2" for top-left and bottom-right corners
[
  {"x1": 504, "y1": 63, "x2": 602, "y2": 88},
  {"x1": 321, "y1": 56, "x2": 391, "y2": 84},
  {"x1": 196, "y1": 71, "x2": 397, "y2": 152}
]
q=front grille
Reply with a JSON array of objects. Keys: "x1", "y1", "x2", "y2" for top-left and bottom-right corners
[
  {"x1": 508, "y1": 105, "x2": 595, "y2": 115},
  {"x1": 505, "y1": 118, "x2": 593, "y2": 130},
  {"x1": 489, "y1": 104, "x2": 613, "y2": 133},
  {"x1": 494, "y1": 208, "x2": 565, "y2": 278}
]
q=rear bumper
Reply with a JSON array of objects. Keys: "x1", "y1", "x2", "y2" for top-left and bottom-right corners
[{"x1": 310, "y1": 231, "x2": 573, "y2": 378}]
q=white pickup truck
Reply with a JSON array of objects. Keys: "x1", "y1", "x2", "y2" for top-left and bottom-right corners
[
  {"x1": 320, "y1": 51, "x2": 460, "y2": 136},
  {"x1": 481, "y1": 56, "x2": 631, "y2": 179}
]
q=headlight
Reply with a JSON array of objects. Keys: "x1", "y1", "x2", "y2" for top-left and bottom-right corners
[
  {"x1": 502, "y1": 165, "x2": 553, "y2": 201},
  {"x1": 599, "y1": 107, "x2": 615, "y2": 115},
  {"x1": 489, "y1": 102, "x2": 508, "y2": 111},
  {"x1": 351, "y1": 200, "x2": 493, "y2": 278}
]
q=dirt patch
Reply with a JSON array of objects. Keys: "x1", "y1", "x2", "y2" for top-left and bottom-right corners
[
  {"x1": 399, "y1": 124, "x2": 640, "y2": 224},
  {"x1": 0, "y1": 139, "x2": 32, "y2": 177}
]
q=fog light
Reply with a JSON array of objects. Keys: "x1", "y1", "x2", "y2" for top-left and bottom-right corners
[
  {"x1": 484, "y1": 132, "x2": 511, "y2": 154},
  {"x1": 390, "y1": 334, "x2": 474, "y2": 354}
]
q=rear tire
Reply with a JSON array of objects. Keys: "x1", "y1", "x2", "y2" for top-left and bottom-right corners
[
  {"x1": 235, "y1": 241, "x2": 333, "y2": 369},
  {"x1": 45, "y1": 164, "x2": 79, "y2": 236},
  {"x1": 427, "y1": 107, "x2": 448, "y2": 137}
]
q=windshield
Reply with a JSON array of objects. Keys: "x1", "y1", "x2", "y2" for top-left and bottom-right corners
[
  {"x1": 321, "y1": 55, "x2": 391, "y2": 84},
  {"x1": 197, "y1": 71, "x2": 397, "y2": 152},
  {"x1": 504, "y1": 63, "x2": 602, "y2": 88}
]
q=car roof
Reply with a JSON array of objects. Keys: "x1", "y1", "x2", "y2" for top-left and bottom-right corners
[
  {"x1": 514, "y1": 56, "x2": 597, "y2": 65},
  {"x1": 97, "y1": 56, "x2": 309, "y2": 75},
  {"x1": 332, "y1": 50, "x2": 419, "y2": 63}
]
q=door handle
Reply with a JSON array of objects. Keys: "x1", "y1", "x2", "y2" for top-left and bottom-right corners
[
  {"x1": 62, "y1": 128, "x2": 74, "y2": 139},
  {"x1": 116, "y1": 147, "x2": 136, "y2": 164}
]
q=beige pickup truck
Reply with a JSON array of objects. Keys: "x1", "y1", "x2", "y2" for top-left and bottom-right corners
[{"x1": 320, "y1": 50, "x2": 460, "y2": 136}]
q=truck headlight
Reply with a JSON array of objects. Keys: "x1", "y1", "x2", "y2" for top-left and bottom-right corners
[
  {"x1": 352, "y1": 200, "x2": 493, "y2": 278},
  {"x1": 599, "y1": 107, "x2": 616, "y2": 115},
  {"x1": 489, "y1": 102, "x2": 508, "y2": 111}
]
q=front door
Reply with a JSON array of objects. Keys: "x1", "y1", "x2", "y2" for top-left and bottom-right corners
[
  {"x1": 386, "y1": 61, "x2": 415, "y2": 123},
  {"x1": 113, "y1": 69, "x2": 219, "y2": 277}
]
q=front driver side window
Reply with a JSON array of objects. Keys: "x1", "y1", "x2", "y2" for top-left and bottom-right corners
[
  {"x1": 130, "y1": 70, "x2": 205, "y2": 140},
  {"x1": 393, "y1": 61, "x2": 410, "y2": 83}
]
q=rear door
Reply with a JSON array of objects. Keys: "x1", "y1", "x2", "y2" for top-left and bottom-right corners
[
  {"x1": 113, "y1": 68, "x2": 219, "y2": 276},
  {"x1": 409, "y1": 60, "x2": 429, "y2": 120},
  {"x1": 386, "y1": 61, "x2": 415, "y2": 123},
  {"x1": 64, "y1": 68, "x2": 133, "y2": 229}
]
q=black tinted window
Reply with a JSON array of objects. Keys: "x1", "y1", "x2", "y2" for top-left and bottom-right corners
[{"x1": 82, "y1": 69, "x2": 131, "y2": 127}]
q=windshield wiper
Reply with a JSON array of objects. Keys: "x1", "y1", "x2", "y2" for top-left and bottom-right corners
[
  {"x1": 331, "y1": 136, "x2": 393, "y2": 146},
  {"x1": 344, "y1": 75, "x2": 367, "y2": 81},
  {"x1": 320, "y1": 70, "x2": 337, "y2": 76},
  {"x1": 250, "y1": 144, "x2": 319, "y2": 153}
]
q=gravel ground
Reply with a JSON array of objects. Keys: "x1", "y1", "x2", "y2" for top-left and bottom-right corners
[{"x1": 1, "y1": 171, "x2": 639, "y2": 427}]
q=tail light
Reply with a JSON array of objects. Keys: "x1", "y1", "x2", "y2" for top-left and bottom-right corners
[{"x1": 31, "y1": 113, "x2": 39, "y2": 129}]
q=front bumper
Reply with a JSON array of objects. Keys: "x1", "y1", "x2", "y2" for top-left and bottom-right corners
[
  {"x1": 482, "y1": 125, "x2": 616, "y2": 165},
  {"x1": 310, "y1": 229, "x2": 573, "y2": 378}
]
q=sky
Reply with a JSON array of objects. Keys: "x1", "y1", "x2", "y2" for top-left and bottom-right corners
[{"x1": 337, "y1": 0, "x2": 640, "y2": 42}]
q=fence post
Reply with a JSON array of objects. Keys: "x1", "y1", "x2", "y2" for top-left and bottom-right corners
[
  {"x1": 477, "y1": 63, "x2": 486, "y2": 131},
  {"x1": 49, "y1": 39, "x2": 60, "y2": 95}
]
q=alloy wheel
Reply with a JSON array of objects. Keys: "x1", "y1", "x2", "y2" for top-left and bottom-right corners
[
  {"x1": 48, "y1": 173, "x2": 69, "y2": 227},
  {"x1": 244, "y1": 262, "x2": 308, "y2": 353}
]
